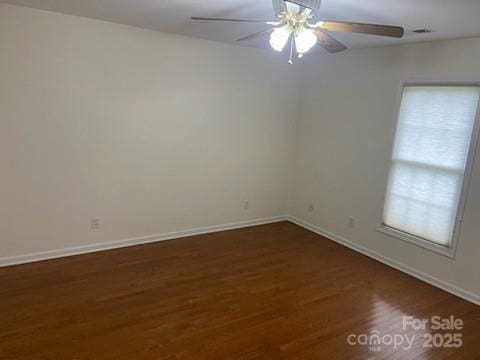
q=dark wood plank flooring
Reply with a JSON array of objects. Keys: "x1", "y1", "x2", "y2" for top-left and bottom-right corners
[{"x1": 1, "y1": 222, "x2": 479, "y2": 359}]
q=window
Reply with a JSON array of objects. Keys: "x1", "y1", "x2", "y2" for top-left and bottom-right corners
[{"x1": 380, "y1": 84, "x2": 480, "y2": 256}]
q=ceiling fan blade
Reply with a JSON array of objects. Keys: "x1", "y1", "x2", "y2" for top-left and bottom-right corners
[
  {"x1": 237, "y1": 28, "x2": 276, "y2": 42},
  {"x1": 314, "y1": 29, "x2": 348, "y2": 53},
  {"x1": 191, "y1": 17, "x2": 279, "y2": 25},
  {"x1": 320, "y1": 21, "x2": 404, "y2": 38}
]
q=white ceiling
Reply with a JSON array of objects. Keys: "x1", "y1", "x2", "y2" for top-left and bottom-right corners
[{"x1": 3, "y1": 0, "x2": 480, "y2": 52}]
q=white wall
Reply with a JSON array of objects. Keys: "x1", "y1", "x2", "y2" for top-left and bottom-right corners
[
  {"x1": 292, "y1": 38, "x2": 480, "y2": 298},
  {"x1": 0, "y1": 4, "x2": 298, "y2": 258},
  {"x1": 1, "y1": 4, "x2": 479, "y2": 302}
]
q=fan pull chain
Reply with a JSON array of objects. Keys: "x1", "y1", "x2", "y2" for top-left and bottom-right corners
[{"x1": 288, "y1": 35, "x2": 294, "y2": 64}]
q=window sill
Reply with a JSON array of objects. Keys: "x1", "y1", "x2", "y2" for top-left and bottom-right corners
[{"x1": 376, "y1": 226, "x2": 456, "y2": 259}]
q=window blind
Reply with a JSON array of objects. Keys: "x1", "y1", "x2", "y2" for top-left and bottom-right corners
[{"x1": 383, "y1": 86, "x2": 480, "y2": 246}]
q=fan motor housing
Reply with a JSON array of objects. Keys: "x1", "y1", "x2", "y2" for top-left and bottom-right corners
[{"x1": 273, "y1": 0, "x2": 322, "y2": 17}]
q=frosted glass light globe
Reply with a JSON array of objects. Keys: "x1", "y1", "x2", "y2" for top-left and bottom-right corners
[
  {"x1": 295, "y1": 28, "x2": 317, "y2": 54},
  {"x1": 269, "y1": 25, "x2": 291, "y2": 52}
]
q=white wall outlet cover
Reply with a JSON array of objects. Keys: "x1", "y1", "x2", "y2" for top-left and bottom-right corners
[
  {"x1": 348, "y1": 217, "x2": 356, "y2": 228},
  {"x1": 92, "y1": 217, "x2": 101, "y2": 230}
]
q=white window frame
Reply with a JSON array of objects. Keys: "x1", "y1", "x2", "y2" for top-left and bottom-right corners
[{"x1": 378, "y1": 80, "x2": 480, "y2": 259}]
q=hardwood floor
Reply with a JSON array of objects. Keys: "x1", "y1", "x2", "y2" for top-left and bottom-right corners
[{"x1": 1, "y1": 222, "x2": 479, "y2": 359}]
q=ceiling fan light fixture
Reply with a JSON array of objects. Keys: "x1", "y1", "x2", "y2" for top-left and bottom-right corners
[
  {"x1": 269, "y1": 25, "x2": 292, "y2": 52},
  {"x1": 295, "y1": 28, "x2": 317, "y2": 54},
  {"x1": 192, "y1": 0, "x2": 405, "y2": 62}
]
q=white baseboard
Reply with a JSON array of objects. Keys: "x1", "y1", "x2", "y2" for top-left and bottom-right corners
[
  {"x1": 3, "y1": 214, "x2": 479, "y2": 307},
  {"x1": 287, "y1": 216, "x2": 480, "y2": 307},
  {"x1": 0, "y1": 215, "x2": 288, "y2": 268}
]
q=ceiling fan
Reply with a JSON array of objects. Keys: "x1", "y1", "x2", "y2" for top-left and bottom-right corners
[{"x1": 192, "y1": 0, "x2": 405, "y2": 64}]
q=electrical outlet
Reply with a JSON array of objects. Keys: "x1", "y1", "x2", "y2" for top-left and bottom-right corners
[
  {"x1": 348, "y1": 217, "x2": 356, "y2": 228},
  {"x1": 92, "y1": 217, "x2": 101, "y2": 230},
  {"x1": 244, "y1": 201, "x2": 250, "y2": 211},
  {"x1": 308, "y1": 203, "x2": 315, "y2": 213}
]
